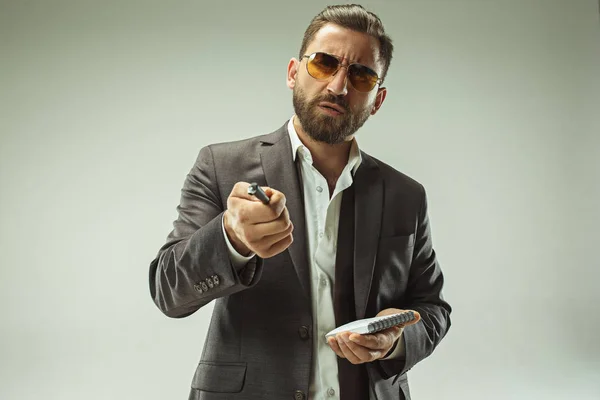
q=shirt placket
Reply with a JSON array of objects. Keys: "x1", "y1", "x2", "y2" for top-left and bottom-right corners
[{"x1": 314, "y1": 171, "x2": 340, "y2": 398}]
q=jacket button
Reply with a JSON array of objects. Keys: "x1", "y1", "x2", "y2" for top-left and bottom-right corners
[
  {"x1": 294, "y1": 390, "x2": 305, "y2": 400},
  {"x1": 298, "y1": 326, "x2": 310, "y2": 340},
  {"x1": 193, "y1": 284, "x2": 203, "y2": 293}
]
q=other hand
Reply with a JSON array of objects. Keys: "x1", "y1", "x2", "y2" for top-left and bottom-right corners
[
  {"x1": 327, "y1": 308, "x2": 421, "y2": 364},
  {"x1": 223, "y1": 182, "x2": 293, "y2": 258}
]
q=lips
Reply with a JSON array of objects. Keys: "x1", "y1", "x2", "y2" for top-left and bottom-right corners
[{"x1": 318, "y1": 102, "x2": 346, "y2": 114}]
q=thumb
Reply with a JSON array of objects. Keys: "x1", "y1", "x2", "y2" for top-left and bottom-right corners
[{"x1": 262, "y1": 187, "x2": 274, "y2": 198}]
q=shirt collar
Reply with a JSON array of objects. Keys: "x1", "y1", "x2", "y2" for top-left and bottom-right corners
[{"x1": 287, "y1": 115, "x2": 362, "y2": 175}]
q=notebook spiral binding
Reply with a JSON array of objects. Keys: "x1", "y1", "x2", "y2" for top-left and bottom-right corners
[{"x1": 367, "y1": 311, "x2": 415, "y2": 333}]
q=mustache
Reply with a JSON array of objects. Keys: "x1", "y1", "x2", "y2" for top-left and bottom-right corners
[{"x1": 313, "y1": 94, "x2": 349, "y2": 112}]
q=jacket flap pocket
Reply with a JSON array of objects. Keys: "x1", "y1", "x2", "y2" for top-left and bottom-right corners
[{"x1": 191, "y1": 361, "x2": 247, "y2": 393}]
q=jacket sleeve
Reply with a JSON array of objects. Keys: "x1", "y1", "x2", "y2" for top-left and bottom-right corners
[
  {"x1": 376, "y1": 185, "x2": 452, "y2": 380},
  {"x1": 149, "y1": 145, "x2": 263, "y2": 318}
]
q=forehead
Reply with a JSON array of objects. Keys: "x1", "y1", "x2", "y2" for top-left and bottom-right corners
[{"x1": 305, "y1": 23, "x2": 380, "y2": 70}]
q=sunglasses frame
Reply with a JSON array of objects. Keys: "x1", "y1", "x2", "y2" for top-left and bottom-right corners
[{"x1": 301, "y1": 52, "x2": 383, "y2": 92}]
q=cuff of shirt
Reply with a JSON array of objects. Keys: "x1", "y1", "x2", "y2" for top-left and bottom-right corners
[
  {"x1": 222, "y1": 214, "x2": 255, "y2": 270},
  {"x1": 381, "y1": 331, "x2": 406, "y2": 360}
]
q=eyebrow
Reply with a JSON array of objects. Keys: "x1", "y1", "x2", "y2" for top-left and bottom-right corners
[{"x1": 321, "y1": 51, "x2": 375, "y2": 70}]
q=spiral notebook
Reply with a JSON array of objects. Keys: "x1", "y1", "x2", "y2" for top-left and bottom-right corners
[{"x1": 325, "y1": 311, "x2": 416, "y2": 338}]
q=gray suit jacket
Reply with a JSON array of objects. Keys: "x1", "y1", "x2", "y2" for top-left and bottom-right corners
[{"x1": 149, "y1": 121, "x2": 451, "y2": 400}]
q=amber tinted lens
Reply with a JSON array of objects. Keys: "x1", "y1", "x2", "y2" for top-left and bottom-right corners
[
  {"x1": 348, "y1": 64, "x2": 379, "y2": 92},
  {"x1": 306, "y1": 52, "x2": 340, "y2": 79}
]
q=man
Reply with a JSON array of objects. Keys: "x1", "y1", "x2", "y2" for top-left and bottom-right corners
[{"x1": 149, "y1": 4, "x2": 451, "y2": 400}]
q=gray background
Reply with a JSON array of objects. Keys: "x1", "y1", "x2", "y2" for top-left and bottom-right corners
[{"x1": 1, "y1": 0, "x2": 599, "y2": 399}]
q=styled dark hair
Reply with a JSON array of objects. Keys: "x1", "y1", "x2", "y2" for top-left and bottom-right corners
[{"x1": 299, "y1": 4, "x2": 394, "y2": 83}]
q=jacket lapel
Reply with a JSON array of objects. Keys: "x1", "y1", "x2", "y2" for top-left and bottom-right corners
[
  {"x1": 353, "y1": 154, "x2": 383, "y2": 319},
  {"x1": 258, "y1": 123, "x2": 383, "y2": 319},
  {"x1": 260, "y1": 124, "x2": 311, "y2": 303}
]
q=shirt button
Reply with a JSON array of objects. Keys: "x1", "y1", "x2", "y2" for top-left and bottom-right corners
[
  {"x1": 319, "y1": 232, "x2": 324, "y2": 238},
  {"x1": 327, "y1": 387, "x2": 335, "y2": 396},
  {"x1": 316, "y1": 186, "x2": 323, "y2": 193},
  {"x1": 320, "y1": 278, "x2": 327, "y2": 287}
]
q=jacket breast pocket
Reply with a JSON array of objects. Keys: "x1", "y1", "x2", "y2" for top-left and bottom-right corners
[
  {"x1": 374, "y1": 234, "x2": 415, "y2": 299},
  {"x1": 191, "y1": 361, "x2": 247, "y2": 393},
  {"x1": 378, "y1": 234, "x2": 415, "y2": 266}
]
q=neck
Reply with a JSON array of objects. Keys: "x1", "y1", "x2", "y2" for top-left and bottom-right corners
[{"x1": 293, "y1": 115, "x2": 353, "y2": 183}]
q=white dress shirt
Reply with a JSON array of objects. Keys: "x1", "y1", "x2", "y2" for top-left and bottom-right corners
[{"x1": 222, "y1": 116, "x2": 404, "y2": 399}]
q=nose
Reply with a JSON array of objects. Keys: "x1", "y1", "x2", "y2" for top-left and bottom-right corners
[{"x1": 327, "y1": 65, "x2": 349, "y2": 96}]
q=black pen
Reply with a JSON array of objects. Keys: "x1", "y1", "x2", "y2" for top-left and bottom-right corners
[{"x1": 247, "y1": 182, "x2": 271, "y2": 204}]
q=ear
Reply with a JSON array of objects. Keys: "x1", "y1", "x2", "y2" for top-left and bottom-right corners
[
  {"x1": 370, "y1": 87, "x2": 387, "y2": 115},
  {"x1": 287, "y1": 58, "x2": 300, "y2": 90}
]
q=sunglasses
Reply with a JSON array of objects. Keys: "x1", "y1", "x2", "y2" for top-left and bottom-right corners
[{"x1": 301, "y1": 52, "x2": 382, "y2": 93}]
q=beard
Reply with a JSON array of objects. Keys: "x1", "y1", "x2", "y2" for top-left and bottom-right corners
[{"x1": 292, "y1": 86, "x2": 372, "y2": 145}]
